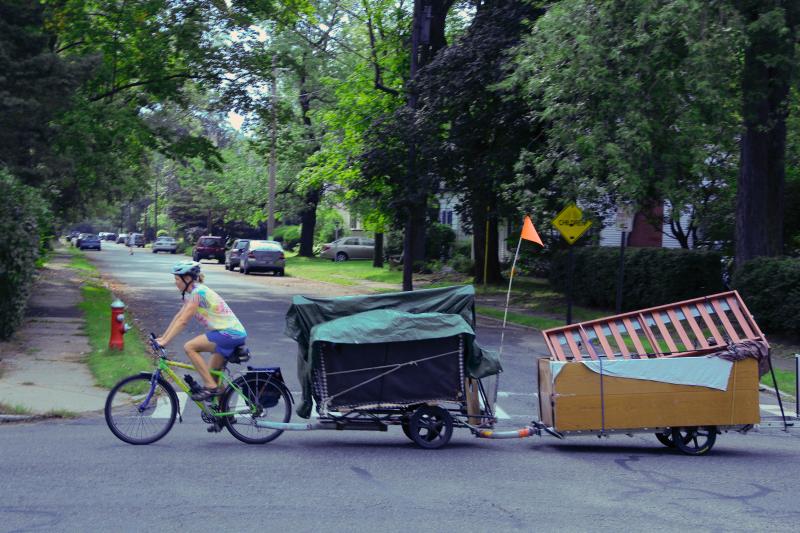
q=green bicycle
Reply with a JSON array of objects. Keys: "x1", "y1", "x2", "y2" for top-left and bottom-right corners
[{"x1": 104, "y1": 333, "x2": 292, "y2": 445}]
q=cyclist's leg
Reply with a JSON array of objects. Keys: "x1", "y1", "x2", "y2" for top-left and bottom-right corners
[
  {"x1": 210, "y1": 352, "x2": 226, "y2": 374},
  {"x1": 184, "y1": 334, "x2": 218, "y2": 388}
]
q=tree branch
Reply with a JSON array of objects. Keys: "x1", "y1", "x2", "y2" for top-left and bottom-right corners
[
  {"x1": 89, "y1": 73, "x2": 219, "y2": 101},
  {"x1": 362, "y1": 0, "x2": 400, "y2": 96}
]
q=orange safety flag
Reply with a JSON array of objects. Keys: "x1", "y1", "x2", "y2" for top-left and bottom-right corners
[{"x1": 521, "y1": 215, "x2": 544, "y2": 246}]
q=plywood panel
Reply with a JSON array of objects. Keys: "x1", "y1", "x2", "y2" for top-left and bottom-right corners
[
  {"x1": 540, "y1": 358, "x2": 759, "y2": 431},
  {"x1": 538, "y1": 358, "x2": 554, "y2": 426}
]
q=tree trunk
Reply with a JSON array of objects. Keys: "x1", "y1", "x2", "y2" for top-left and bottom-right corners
[
  {"x1": 402, "y1": 0, "x2": 452, "y2": 290},
  {"x1": 734, "y1": 3, "x2": 798, "y2": 266},
  {"x1": 298, "y1": 187, "x2": 321, "y2": 257},
  {"x1": 373, "y1": 232, "x2": 384, "y2": 268},
  {"x1": 402, "y1": 218, "x2": 413, "y2": 290},
  {"x1": 297, "y1": 60, "x2": 321, "y2": 258},
  {"x1": 472, "y1": 205, "x2": 502, "y2": 285}
]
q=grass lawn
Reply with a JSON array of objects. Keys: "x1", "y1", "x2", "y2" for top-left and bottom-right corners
[
  {"x1": 475, "y1": 306, "x2": 565, "y2": 331},
  {"x1": 285, "y1": 256, "x2": 402, "y2": 286},
  {"x1": 68, "y1": 250, "x2": 152, "y2": 391},
  {"x1": 762, "y1": 367, "x2": 797, "y2": 396}
]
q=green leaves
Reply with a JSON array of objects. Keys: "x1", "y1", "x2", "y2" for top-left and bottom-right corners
[{"x1": 510, "y1": 0, "x2": 742, "y2": 244}]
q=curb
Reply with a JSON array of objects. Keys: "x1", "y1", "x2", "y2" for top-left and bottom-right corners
[{"x1": 0, "y1": 414, "x2": 40, "y2": 423}]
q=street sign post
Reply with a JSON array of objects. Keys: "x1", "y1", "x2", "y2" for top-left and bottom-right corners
[
  {"x1": 614, "y1": 205, "x2": 636, "y2": 313},
  {"x1": 552, "y1": 204, "x2": 592, "y2": 324}
]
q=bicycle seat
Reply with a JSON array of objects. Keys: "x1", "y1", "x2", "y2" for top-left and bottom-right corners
[{"x1": 227, "y1": 345, "x2": 251, "y2": 364}]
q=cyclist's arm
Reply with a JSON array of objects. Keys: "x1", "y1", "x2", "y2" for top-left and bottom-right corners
[{"x1": 158, "y1": 299, "x2": 199, "y2": 345}]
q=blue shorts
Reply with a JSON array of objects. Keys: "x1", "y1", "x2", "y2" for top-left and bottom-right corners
[{"x1": 206, "y1": 331, "x2": 247, "y2": 359}]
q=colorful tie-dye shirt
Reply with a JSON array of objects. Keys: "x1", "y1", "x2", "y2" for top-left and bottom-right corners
[{"x1": 187, "y1": 284, "x2": 246, "y2": 337}]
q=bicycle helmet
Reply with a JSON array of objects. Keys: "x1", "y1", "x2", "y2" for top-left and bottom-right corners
[
  {"x1": 171, "y1": 261, "x2": 202, "y2": 278},
  {"x1": 171, "y1": 261, "x2": 202, "y2": 299}
]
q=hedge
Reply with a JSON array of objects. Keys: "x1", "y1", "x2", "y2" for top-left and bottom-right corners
[
  {"x1": 549, "y1": 246, "x2": 723, "y2": 311},
  {"x1": 732, "y1": 257, "x2": 800, "y2": 335},
  {"x1": 0, "y1": 170, "x2": 48, "y2": 339}
]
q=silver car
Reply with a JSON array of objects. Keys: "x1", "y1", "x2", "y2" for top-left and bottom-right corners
[
  {"x1": 225, "y1": 238, "x2": 251, "y2": 271},
  {"x1": 152, "y1": 236, "x2": 177, "y2": 254},
  {"x1": 240, "y1": 240, "x2": 285, "y2": 276},
  {"x1": 319, "y1": 237, "x2": 375, "y2": 261}
]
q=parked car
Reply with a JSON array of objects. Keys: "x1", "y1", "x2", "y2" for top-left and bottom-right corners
[
  {"x1": 225, "y1": 238, "x2": 251, "y2": 271},
  {"x1": 152, "y1": 236, "x2": 177, "y2": 254},
  {"x1": 239, "y1": 240, "x2": 285, "y2": 276},
  {"x1": 127, "y1": 233, "x2": 145, "y2": 247},
  {"x1": 319, "y1": 237, "x2": 375, "y2": 261},
  {"x1": 192, "y1": 235, "x2": 225, "y2": 263},
  {"x1": 104, "y1": 232, "x2": 117, "y2": 241},
  {"x1": 116, "y1": 233, "x2": 129, "y2": 244},
  {"x1": 79, "y1": 234, "x2": 102, "y2": 251},
  {"x1": 74, "y1": 233, "x2": 89, "y2": 248}
]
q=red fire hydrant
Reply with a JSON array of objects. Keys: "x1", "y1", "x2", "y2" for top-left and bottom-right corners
[{"x1": 109, "y1": 299, "x2": 130, "y2": 350}]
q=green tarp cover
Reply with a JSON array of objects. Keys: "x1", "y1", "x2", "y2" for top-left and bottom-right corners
[
  {"x1": 310, "y1": 309, "x2": 475, "y2": 346},
  {"x1": 284, "y1": 285, "x2": 502, "y2": 418}
]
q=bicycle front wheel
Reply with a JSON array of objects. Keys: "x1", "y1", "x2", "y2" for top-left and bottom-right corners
[
  {"x1": 221, "y1": 375, "x2": 292, "y2": 444},
  {"x1": 105, "y1": 374, "x2": 178, "y2": 445}
]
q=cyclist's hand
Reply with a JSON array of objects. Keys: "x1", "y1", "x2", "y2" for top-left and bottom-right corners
[{"x1": 155, "y1": 337, "x2": 167, "y2": 347}]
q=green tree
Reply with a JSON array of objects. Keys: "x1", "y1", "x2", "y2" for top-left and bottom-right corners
[{"x1": 509, "y1": 0, "x2": 743, "y2": 249}]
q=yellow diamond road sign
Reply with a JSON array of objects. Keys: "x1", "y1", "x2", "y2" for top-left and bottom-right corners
[{"x1": 552, "y1": 203, "x2": 592, "y2": 245}]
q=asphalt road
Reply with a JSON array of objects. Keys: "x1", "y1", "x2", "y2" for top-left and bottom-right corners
[{"x1": 2, "y1": 243, "x2": 799, "y2": 532}]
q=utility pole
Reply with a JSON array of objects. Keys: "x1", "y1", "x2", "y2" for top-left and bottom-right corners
[
  {"x1": 267, "y1": 54, "x2": 278, "y2": 240},
  {"x1": 153, "y1": 174, "x2": 158, "y2": 238},
  {"x1": 403, "y1": 0, "x2": 424, "y2": 291}
]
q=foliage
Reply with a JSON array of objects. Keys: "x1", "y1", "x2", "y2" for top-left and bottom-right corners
[
  {"x1": 0, "y1": 170, "x2": 50, "y2": 339},
  {"x1": 732, "y1": 257, "x2": 800, "y2": 335},
  {"x1": 313, "y1": 208, "x2": 344, "y2": 245},
  {"x1": 156, "y1": 229, "x2": 169, "y2": 237},
  {"x1": 508, "y1": 0, "x2": 742, "y2": 248},
  {"x1": 272, "y1": 225, "x2": 302, "y2": 249},
  {"x1": 549, "y1": 246, "x2": 723, "y2": 311},
  {"x1": 414, "y1": 1, "x2": 541, "y2": 282},
  {"x1": 426, "y1": 223, "x2": 456, "y2": 261}
]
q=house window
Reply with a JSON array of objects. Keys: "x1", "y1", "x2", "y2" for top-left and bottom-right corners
[
  {"x1": 350, "y1": 216, "x2": 361, "y2": 230},
  {"x1": 440, "y1": 209, "x2": 453, "y2": 226}
]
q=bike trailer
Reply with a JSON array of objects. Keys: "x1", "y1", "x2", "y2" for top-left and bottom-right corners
[
  {"x1": 533, "y1": 291, "x2": 775, "y2": 454},
  {"x1": 284, "y1": 285, "x2": 501, "y2": 419}
]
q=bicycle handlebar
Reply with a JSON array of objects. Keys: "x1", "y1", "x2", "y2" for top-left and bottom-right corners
[{"x1": 149, "y1": 332, "x2": 167, "y2": 357}]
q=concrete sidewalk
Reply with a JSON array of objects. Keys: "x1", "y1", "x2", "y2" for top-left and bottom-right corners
[{"x1": 0, "y1": 250, "x2": 108, "y2": 418}]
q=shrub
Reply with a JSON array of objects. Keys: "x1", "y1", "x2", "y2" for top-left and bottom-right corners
[
  {"x1": 156, "y1": 229, "x2": 169, "y2": 237},
  {"x1": 426, "y1": 223, "x2": 456, "y2": 260},
  {"x1": 732, "y1": 257, "x2": 800, "y2": 335},
  {"x1": 314, "y1": 208, "x2": 345, "y2": 244},
  {"x1": 384, "y1": 229, "x2": 405, "y2": 257},
  {"x1": 450, "y1": 255, "x2": 474, "y2": 275},
  {"x1": 453, "y1": 240, "x2": 471, "y2": 259},
  {"x1": 549, "y1": 246, "x2": 723, "y2": 311},
  {"x1": 272, "y1": 225, "x2": 301, "y2": 249},
  {"x1": 0, "y1": 170, "x2": 49, "y2": 339}
]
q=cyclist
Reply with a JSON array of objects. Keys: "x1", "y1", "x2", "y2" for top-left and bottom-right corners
[{"x1": 156, "y1": 261, "x2": 248, "y2": 401}]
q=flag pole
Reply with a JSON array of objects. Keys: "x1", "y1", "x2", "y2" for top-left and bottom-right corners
[{"x1": 499, "y1": 235, "x2": 523, "y2": 359}]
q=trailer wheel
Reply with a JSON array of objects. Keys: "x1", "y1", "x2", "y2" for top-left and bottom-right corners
[
  {"x1": 408, "y1": 405, "x2": 453, "y2": 449},
  {"x1": 655, "y1": 430, "x2": 676, "y2": 448},
  {"x1": 671, "y1": 426, "x2": 717, "y2": 456},
  {"x1": 401, "y1": 418, "x2": 414, "y2": 441}
]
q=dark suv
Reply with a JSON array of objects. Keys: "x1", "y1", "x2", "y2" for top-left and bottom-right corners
[{"x1": 193, "y1": 236, "x2": 225, "y2": 263}]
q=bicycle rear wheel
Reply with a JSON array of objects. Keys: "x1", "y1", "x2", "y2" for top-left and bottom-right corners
[
  {"x1": 105, "y1": 374, "x2": 178, "y2": 445},
  {"x1": 220, "y1": 375, "x2": 291, "y2": 444}
]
